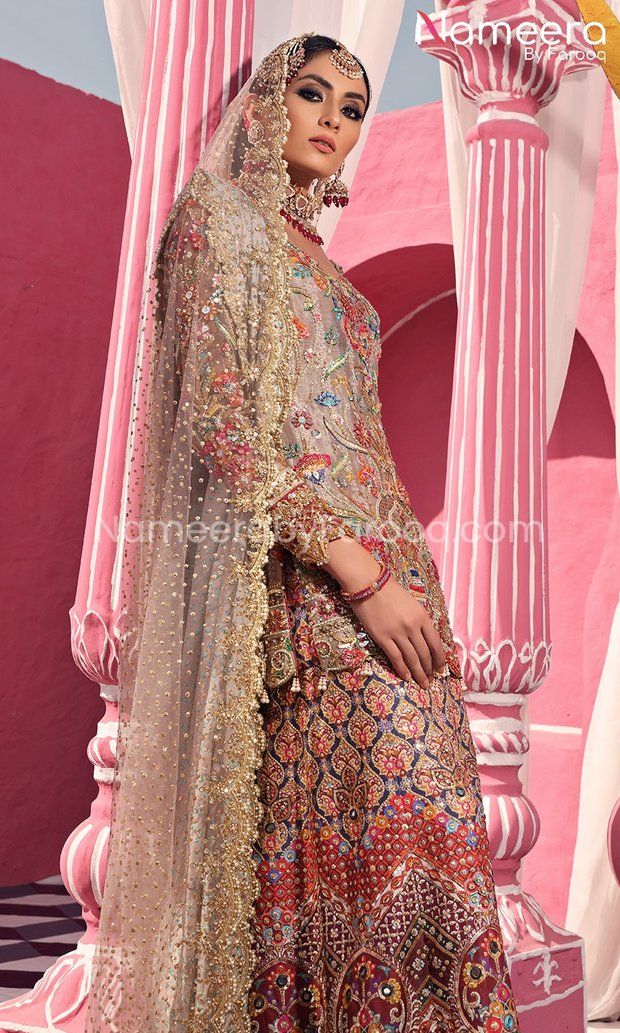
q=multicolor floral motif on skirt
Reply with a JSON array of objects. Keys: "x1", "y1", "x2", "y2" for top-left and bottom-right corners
[{"x1": 249, "y1": 660, "x2": 520, "y2": 1032}]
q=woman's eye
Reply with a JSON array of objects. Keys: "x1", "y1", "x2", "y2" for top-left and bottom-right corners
[
  {"x1": 297, "y1": 87, "x2": 363, "y2": 121},
  {"x1": 297, "y1": 87, "x2": 322, "y2": 102},
  {"x1": 343, "y1": 105, "x2": 363, "y2": 121}
]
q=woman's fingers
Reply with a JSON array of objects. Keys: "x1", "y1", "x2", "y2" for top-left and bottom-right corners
[
  {"x1": 382, "y1": 632, "x2": 425, "y2": 690},
  {"x1": 392, "y1": 636, "x2": 430, "y2": 689},
  {"x1": 407, "y1": 627, "x2": 433, "y2": 679},
  {"x1": 382, "y1": 641, "x2": 414, "y2": 684},
  {"x1": 420, "y1": 615, "x2": 447, "y2": 672}
]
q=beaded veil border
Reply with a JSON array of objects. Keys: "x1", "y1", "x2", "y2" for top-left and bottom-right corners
[{"x1": 83, "y1": 32, "x2": 336, "y2": 1033}]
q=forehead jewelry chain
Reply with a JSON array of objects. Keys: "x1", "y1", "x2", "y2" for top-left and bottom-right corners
[
  {"x1": 328, "y1": 43, "x2": 365, "y2": 79},
  {"x1": 285, "y1": 35, "x2": 365, "y2": 84}
]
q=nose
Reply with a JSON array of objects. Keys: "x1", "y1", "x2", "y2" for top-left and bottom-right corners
[{"x1": 320, "y1": 105, "x2": 340, "y2": 130}]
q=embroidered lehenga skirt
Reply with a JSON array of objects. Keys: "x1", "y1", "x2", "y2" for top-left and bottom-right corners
[{"x1": 247, "y1": 657, "x2": 519, "y2": 1032}]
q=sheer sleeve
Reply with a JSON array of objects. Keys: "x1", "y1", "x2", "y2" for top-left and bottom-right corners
[{"x1": 162, "y1": 195, "x2": 357, "y2": 569}]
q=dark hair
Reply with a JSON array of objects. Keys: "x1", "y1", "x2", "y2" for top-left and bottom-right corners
[{"x1": 300, "y1": 35, "x2": 372, "y2": 120}]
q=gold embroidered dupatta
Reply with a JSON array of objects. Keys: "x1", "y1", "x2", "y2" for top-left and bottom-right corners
[{"x1": 84, "y1": 34, "x2": 318, "y2": 1033}]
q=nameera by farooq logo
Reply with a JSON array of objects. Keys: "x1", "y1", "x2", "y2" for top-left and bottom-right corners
[{"x1": 416, "y1": 1, "x2": 620, "y2": 99}]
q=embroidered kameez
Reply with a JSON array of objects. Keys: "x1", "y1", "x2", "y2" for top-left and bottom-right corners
[{"x1": 247, "y1": 243, "x2": 521, "y2": 1032}]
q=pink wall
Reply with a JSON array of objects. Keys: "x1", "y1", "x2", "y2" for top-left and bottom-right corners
[
  {"x1": 0, "y1": 59, "x2": 130, "y2": 883},
  {"x1": 1, "y1": 57, "x2": 617, "y2": 936}
]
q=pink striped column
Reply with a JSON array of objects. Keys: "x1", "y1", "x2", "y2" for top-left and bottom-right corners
[
  {"x1": 419, "y1": 2, "x2": 597, "y2": 1030},
  {"x1": 0, "y1": 3, "x2": 254, "y2": 1031},
  {"x1": 70, "y1": 0, "x2": 254, "y2": 684}
]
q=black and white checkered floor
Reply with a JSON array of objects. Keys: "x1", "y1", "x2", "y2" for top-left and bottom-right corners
[{"x1": 0, "y1": 874, "x2": 84, "y2": 1004}]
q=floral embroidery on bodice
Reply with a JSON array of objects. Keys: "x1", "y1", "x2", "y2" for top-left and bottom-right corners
[
  {"x1": 262, "y1": 241, "x2": 463, "y2": 687},
  {"x1": 281, "y1": 242, "x2": 412, "y2": 563}
]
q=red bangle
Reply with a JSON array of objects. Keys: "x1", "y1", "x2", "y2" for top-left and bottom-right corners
[{"x1": 341, "y1": 561, "x2": 391, "y2": 603}]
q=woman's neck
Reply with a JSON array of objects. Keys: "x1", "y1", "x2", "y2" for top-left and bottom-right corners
[{"x1": 287, "y1": 164, "x2": 315, "y2": 191}]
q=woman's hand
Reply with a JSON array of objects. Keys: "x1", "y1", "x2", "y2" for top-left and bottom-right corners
[{"x1": 322, "y1": 537, "x2": 446, "y2": 688}]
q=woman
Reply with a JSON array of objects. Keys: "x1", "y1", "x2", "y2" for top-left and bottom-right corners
[{"x1": 85, "y1": 32, "x2": 521, "y2": 1033}]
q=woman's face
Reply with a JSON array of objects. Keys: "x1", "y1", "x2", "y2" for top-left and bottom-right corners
[{"x1": 281, "y1": 50, "x2": 368, "y2": 188}]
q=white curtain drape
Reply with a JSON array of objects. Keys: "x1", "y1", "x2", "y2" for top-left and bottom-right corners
[
  {"x1": 567, "y1": 586, "x2": 620, "y2": 1020},
  {"x1": 102, "y1": 0, "x2": 149, "y2": 149}
]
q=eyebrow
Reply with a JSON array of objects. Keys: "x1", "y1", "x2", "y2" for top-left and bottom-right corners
[{"x1": 295, "y1": 72, "x2": 368, "y2": 111}]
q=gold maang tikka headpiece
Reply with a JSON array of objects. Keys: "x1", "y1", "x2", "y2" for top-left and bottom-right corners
[
  {"x1": 328, "y1": 43, "x2": 365, "y2": 79},
  {"x1": 285, "y1": 33, "x2": 365, "y2": 82},
  {"x1": 281, "y1": 34, "x2": 364, "y2": 242}
]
